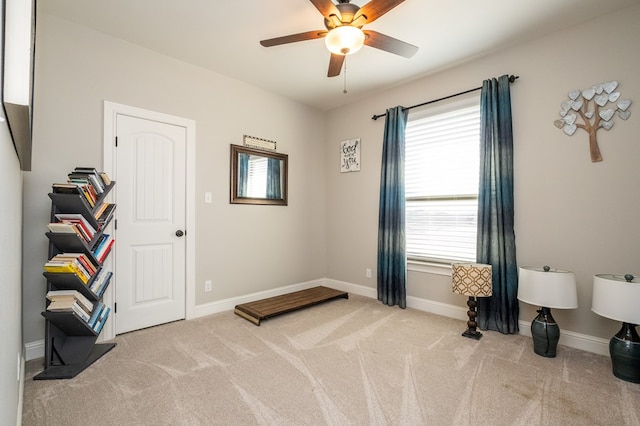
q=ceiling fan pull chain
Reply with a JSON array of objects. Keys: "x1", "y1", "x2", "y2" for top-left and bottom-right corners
[{"x1": 343, "y1": 56, "x2": 348, "y2": 94}]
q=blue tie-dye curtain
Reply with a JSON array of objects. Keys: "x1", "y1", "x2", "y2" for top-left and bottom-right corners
[
  {"x1": 377, "y1": 106, "x2": 408, "y2": 309},
  {"x1": 266, "y1": 158, "x2": 281, "y2": 199},
  {"x1": 238, "y1": 153, "x2": 249, "y2": 197},
  {"x1": 476, "y1": 75, "x2": 519, "y2": 334}
]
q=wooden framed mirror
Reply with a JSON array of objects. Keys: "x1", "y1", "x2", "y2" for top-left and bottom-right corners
[{"x1": 230, "y1": 144, "x2": 288, "y2": 206}]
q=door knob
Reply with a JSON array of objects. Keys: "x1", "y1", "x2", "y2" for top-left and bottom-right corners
[{"x1": 175, "y1": 230, "x2": 184, "y2": 237}]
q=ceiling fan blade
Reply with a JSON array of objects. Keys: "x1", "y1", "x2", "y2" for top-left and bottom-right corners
[
  {"x1": 356, "y1": 0, "x2": 405, "y2": 24},
  {"x1": 309, "y1": 0, "x2": 340, "y2": 19},
  {"x1": 328, "y1": 54, "x2": 345, "y2": 77},
  {"x1": 363, "y1": 30, "x2": 418, "y2": 58},
  {"x1": 260, "y1": 30, "x2": 327, "y2": 47}
]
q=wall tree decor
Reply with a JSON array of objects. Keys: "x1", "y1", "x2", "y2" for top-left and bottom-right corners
[{"x1": 555, "y1": 81, "x2": 632, "y2": 162}]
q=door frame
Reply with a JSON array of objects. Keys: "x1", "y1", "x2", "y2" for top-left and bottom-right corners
[{"x1": 102, "y1": 101, "x2": 196, "y2": 340}]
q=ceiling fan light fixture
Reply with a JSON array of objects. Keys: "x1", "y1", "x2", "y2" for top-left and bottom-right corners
[{"x1": 325, "y1": 25, "x2": 365, "y2": 55}]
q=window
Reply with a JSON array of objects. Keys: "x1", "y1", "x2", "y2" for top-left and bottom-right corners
[
  {"x1": 405, "y1": 96, "x2": 481, "y2": 263},
  {"x1": 245, "y1": 156, "x2": 268, "y2": 198}
]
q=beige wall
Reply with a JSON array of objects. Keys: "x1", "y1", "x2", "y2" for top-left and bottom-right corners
[
  {"x1": 24, "y1": 14, "x2": 327, "y2": 343},
  {"x1": 0, "y1": 120, "x2": 24, "y2": 425},
  {"x1": 25, "y1": 5, "x2": 640, "y2": 349},
  {"x1": 325, "y1": 5, "x2": 640, "y2": 340}
]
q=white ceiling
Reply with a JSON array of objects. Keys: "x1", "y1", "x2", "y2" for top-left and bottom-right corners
[{"x1": 41, "y1": 0, "x2": 638, "y2": 111}]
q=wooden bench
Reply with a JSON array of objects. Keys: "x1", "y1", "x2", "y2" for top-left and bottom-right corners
[{"x1": 234, "y1": 286, "x2": 348, "y2": 326}]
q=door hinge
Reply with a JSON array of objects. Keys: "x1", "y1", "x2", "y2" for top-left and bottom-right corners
[
  {"x1": 115, "y1": 136, "x2": 118, "y2": 147},
  {"x1": 114, "y1": 219, "x2": 117, "y2": 230},
  {"x1": 114, "y1": 302, "x2": 117, "y2": 314}
]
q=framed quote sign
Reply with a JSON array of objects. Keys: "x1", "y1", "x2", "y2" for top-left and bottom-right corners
[{"x1": 340, "y1": 138, "x2": 360, "y2": 173}]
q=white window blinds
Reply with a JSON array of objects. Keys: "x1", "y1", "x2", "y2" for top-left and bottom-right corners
[
  {"x1": 246, "y1": 156, "x2": 268, "y2": 198},
  {"x1": 405, "y1": 100, "x2": 481, "y2": 263}
]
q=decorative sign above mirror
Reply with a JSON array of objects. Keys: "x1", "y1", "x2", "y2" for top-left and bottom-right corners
[
  {"x1": 243, "y1": 134, "x2": 277, "y2": 151},
  {"x1": 230, "y1": 144, "x2": 288, "y2": 206}
]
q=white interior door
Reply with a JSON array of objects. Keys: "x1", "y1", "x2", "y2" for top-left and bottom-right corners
[{"x1": 114, "y1": 114, "x2": 187, "y2": 334}]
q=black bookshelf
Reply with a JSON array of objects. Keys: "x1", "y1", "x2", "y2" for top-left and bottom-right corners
[{"x1": 35, "y1": 170, "x2": 116, "y2": 380}]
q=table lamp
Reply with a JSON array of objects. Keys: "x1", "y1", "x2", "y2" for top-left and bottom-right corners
[
  {"x1": 517, "y1": 266, "x2": 578, "y2": 357},
  {"x1": 591, "y1": 273, "x2": 640, "y2": 383},
  {"x1": 451, "y1": 263, "x2": 492, "y2": 339}
]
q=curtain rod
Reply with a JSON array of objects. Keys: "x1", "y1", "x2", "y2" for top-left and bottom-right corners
[{"x1": 371, "y1": 75, "x2": 519, "y2": 121}]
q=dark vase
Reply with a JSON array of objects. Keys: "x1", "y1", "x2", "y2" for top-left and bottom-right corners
[
  {"x1": 530, "y1": 307, "x2": 560, "y2": 357},
  {"x1": 609, "y1": 323, "x2": 640, "y2": 383}
]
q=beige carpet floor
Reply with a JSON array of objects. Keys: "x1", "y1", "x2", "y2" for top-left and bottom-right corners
[{"x1": 22, "y1": 294, "x2": 640, "y2": 425}]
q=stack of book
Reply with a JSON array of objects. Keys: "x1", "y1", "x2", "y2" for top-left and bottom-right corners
[
  {"x1": 87, "y1": 302, "x2": 111, "y2": 334},
  {"x1": 46, "y1": 290, "x2": 94, "y2": 322},
  {"x1": 46, "y1": 290, "x2": 111, "y2": 333},
  {"x1": 51, "y1": 213, "x2": 97, "y2": 243},
  {"x1": 89, "y1": 268, "x2": 113, "y2": 299},
  {"x1": 44, "y1": 253, "x2": 97, "y2": 284},
  {"x1": 93, "y1": 234, "x2": 115, "y2": 264},
  {"x1": 93, "y1": 202, "x2": 116, "y2": 228},
  {"x1": 52, "y1": 168, "x2": 112, "y2": 208}
]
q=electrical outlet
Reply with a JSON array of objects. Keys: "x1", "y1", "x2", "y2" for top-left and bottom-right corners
[
  {"x1": 366, "y1": 268, "x2": 372, "y2": 279},
  {"x1": 204, "y1": 280, "x2": 212, "y2": 292}
]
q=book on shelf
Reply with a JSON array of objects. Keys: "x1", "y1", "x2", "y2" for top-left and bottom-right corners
[
  {"x1": 73, "y1": 167, "x2": 112, "y2": 189},
  {"x1": 93, "y1": 234, "x2": 115, "y2": 263},
  {"x1": 89, "y1": 269, "x2": 113, "y2": 298},
  {"x1": 46, "y1": 297, "x2": 92, "y2": 323},
  {"x1": 46, "y1": 289, "x2": 94, "y2": 314},
  {"x1": 68, "y1": 167, "x2": 109, "y2": 196},
  {"x1": 100, "y1": 172, "x2": 112, "y2": 186},
  {"x1": 54, "y1": 213, "x2": 97, "y2": 240},
  {"x1": 87, "y1": 174, "x2": 105, "y2": 194},
  {"x1": 43, "y1": 260, "x2": 90, "y2": 284},
  {"x1": 49, "y1": 253, "x2": 97, "y2": 277},
  {"x1": 75, "y1": 253, "x2": 97, "y2": 276},
  {"x1": 53, "y1": 181, "x2": 97, "y2": 207},
  {"x1": 51, "y1": 183, "x2": 82, "y2": 194},
  {"x1": 72, "y1": 166, "x2": 106, "y2": 183},
  {"x1": 47, "y1": 301, "x2": 91, "y2": 322},
  {"x1": 68, "y1": 171, "x2": 102, "y2": 187},
  {"x1": 93, "y1": 202, "x2": 110, "y2": 220},
  {"x1": 95, "y1": 204, "x2": 116, "y2": 228},
  {"x1": 93, "y1": 306, "x2": 111, "y2": 334},
  {"x1": 44, "y1": 253, "x2": 99, "y2": 284},
  {"x1": 46, "y1": 222, "x2": 89, "y2": 243},
  {"x1": 87, "y1": 302, "x2": 105, "y2": 329},
  {"x1": 47, "y1": 222, "x2": 79, "y2": 234}
]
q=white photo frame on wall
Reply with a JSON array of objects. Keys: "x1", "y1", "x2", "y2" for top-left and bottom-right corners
[{"x1": 340, "y1": 138, "x2": 360, "y2": 173}]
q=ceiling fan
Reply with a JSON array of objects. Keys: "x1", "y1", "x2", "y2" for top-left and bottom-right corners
[{"x1": 260, "y1": 0, "x2": 418, "y2": 77}]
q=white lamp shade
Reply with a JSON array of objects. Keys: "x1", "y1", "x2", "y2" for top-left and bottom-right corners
[
  {"x1": 325, "y1": 26, "x2": 365, "y2": 55},
  {"x1": 518, "y1": 266, "x2": 578, "y2": 309},
  {"x1": 592, "y1": 274, "x2": 640, "y2": 324},
  {"x1": 452, "y1": 263, "x2": 492, "y2": 297}
]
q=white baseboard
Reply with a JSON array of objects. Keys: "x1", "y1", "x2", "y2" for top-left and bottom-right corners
[
  {"x1": 17, "y1": 352, "x2": 24, "y2": 425},
  {"x1": 24, "y1": 278, "x2": 611, "y2": 360},
  {"x1": 323, "y1": 278, "x2": 610, "y2": 356},
  {"x1": 24, "y1": 339, "x2": 44, "y2": 362},
  {"x1": 193, "y1": 279, "x2": 327, "y2": 318}
]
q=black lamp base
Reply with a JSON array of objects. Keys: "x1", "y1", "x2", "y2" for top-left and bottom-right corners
[
  {"x1": 609, "y1": 322, "x2": 640, "y2": 383},
  {"x1": 462, "y1": 328, "x2": 483, "y2": 340},
  {"x1": 530, "y1": 307, "x2": 560, "y2": 357},
  {"x1": 462, "y1": 296, "x2": 483, "y2": 340}
]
